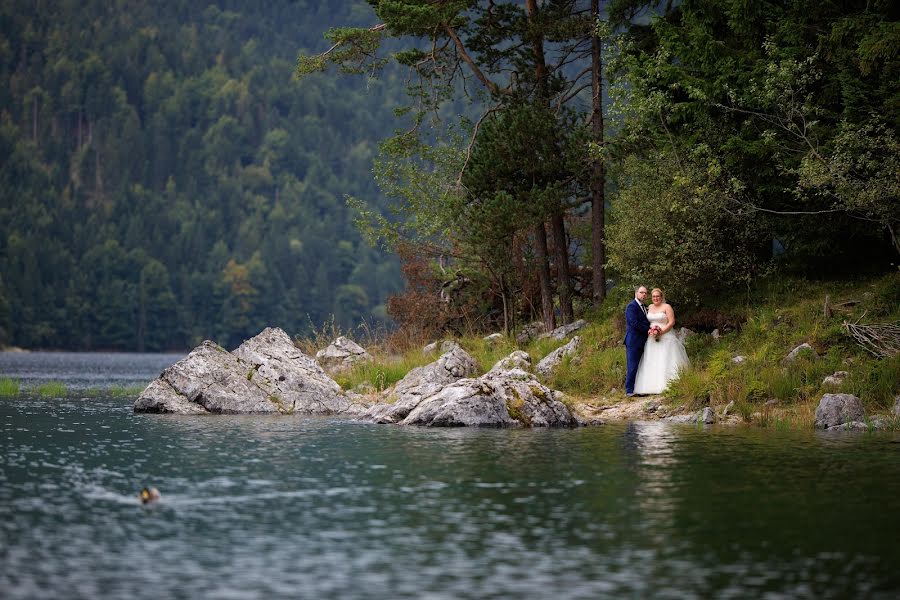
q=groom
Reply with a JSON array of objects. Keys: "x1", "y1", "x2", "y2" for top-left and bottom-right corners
[{"x1": 624, "y1": 285, "x2": 650, "y2": 396}]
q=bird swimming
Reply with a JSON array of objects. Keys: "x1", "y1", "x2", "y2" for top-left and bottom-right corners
[{"x1": 139, "y1": 486, "x2": 161, "y2": 504}]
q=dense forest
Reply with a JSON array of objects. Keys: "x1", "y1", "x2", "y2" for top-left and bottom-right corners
[
  {"x1": 2, "y1": 0, "x2": 897, "y2": 352},
  {"x1": 299, "y1": 0, "x2": 897, "y2": 338},
  {"x1": 0, "y1": 0, "x2": 407, "y2": 351}
]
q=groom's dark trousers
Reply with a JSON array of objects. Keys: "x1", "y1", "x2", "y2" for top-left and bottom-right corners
[{"x1": 624, "y1": 300, "x2": 650, "y2": 395}]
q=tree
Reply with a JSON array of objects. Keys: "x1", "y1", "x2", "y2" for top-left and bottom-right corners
[{"x1": 298, "y1": 0, "x2": 620, "y2": 329}]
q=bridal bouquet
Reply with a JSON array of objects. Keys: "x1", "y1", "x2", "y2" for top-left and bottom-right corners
[{"x1": 649, "y1": 325, "x2": 662, "y2": 341}]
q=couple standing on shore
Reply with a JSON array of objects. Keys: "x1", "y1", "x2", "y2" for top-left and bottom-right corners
[{"x1": 624, "y1": 286, "x2": 690, "y2": 396}]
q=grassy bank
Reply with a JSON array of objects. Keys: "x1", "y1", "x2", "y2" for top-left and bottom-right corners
[{"x1": 323, "y1": 273, "x2": 900, "y2": 428}]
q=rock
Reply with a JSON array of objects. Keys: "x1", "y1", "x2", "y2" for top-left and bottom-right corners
[
  {"x1": 365, "y1": 345, "x2": 479, "y2": 424},
  {"x1": 711, "y1": 329, "x2": 720, "y2": 341},
  {"x1": 822, "y1": 371, "x2": 849, "y2": 387},
  {"x1": 315, "y1": 336, "x2": 372, "y2": 373},
  {"x1": 664, "y1": 412, "x2": 701, "y2": 424},
  {"x1": 402, "y1": 365, "x2": 576, "y2": 427},
  {"x1": 731, "y1": 355, "x2": 747, "y2": 365},
  {"x1": 536, "y1": 336, "x2": 581, "y2": 377},
  {"x1": 784, "y1": 343, "x2": 818, "y2": 363},
  {"x1": 365, "y1": 350, "x2": 576, "y2": 428},
  {"x1": 814, "y1": 393, "x2": 864, "y2": 429},
  {"x1": 134, "y1": 340, "x2": 277, "y2": 414},
  {"x1": 676, "y1": 327, "x2": 695, "y2": 343},
  {"x1": 701, "y1": 407, "x2": 715, "y2": 424},
  {"x1": 440, "y1": 340, "x2": 461, "y2": 353},
  {"x1": 422, "y1": 341, "x2": 439, "y2": 354},
  {"x1": 516, "y1": 321, "x2": 547, "y2": 344},
  {"x1": 894, "y1": 395, "x2": 900, "y2": 417},
  {"x1": 643, "y1": 399, "x2": 662, "y2": 413},
  {"x1": 483, "y1": 333, "x2": 504, "y2": 344},
  {"x1": 826, "y1": 421, "x2": 869, "y2": 431},
  {"x1": 233, "y1": 327, "x2": 348, "y2": 414},
  {"x1": 539, "y1": 319, "x2": 587, "y2": 341},
  {"x1": 722, "y1": 400, "x2": 735, "y2": 416},
  {"x1": 764, "y1": 399, "x2": 778, "y2": 408},
  {"x1": 134, "y1": 328, "x2": 348, "y2": 415},
  {"x1": 487, "y1": 350, "x2": 532, "y2": 375}
]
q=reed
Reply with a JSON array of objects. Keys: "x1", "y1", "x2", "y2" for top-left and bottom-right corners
[
  {"x1": 0, "y1": 378, "x2": 20, "y2": 397},
  {"x1": 34, "y1": 381, "x2": 67, "y2": 398}
]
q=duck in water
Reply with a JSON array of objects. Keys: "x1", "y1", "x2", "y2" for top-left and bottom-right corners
[{"x1": 139, "y1": 486, "x2": 161, "y2": 504}]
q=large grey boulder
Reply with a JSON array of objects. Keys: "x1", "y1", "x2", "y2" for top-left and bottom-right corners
[
  {"x1": 134, "y1": 340, "x2": 278, "y2": 414},
  {"x1": 365, "y1": 345, "x2": 479, "y2": 424},
  {"x1": 135, "y1": 328, "x2": 348, "y2": 415},
  {"x1": 536, "y1": 336, "x2": 581, "y2": 377},
  {"x1": 814, "y1": 393, "x2": 864, "y2": 429},
  {"x1": 366, "y1": 349, "x2": 577, "y2": 427},
  {"x1": 234, "y1": 327, "x2": 349, "y2": 414},
  {"x1": 402, "y1": 359, "x2": 576, "y2": 427},
  {"x1": 315, "y1": 336, "x2": 372, "y2": 373}
]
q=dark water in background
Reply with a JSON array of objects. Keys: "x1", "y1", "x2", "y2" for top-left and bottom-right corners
[{"x1": 2, "y1": 352, "x2": 900, "y2": 599}]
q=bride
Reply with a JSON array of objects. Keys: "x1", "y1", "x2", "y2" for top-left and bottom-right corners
[{"x1": 633, "y1": 288, "x2": 690, "y2": 395}]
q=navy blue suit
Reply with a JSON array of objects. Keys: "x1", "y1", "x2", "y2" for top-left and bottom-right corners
[{"x1": 624, "y1": 299, "x2": 650, "y2": 395}]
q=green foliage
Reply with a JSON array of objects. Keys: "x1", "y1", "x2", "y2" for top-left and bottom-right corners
[
  {"x1": 606, "y1": 151, "x2": 770, "y2": 305},
  {"x1": 608, "y1": 0, "x2": 899, "y2": 293}
]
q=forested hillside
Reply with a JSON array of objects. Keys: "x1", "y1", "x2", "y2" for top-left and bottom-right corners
[{"x1": 0, "y1": 0, "x2": 404, "y2": 351}]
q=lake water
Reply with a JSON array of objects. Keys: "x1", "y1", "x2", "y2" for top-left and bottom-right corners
[{"x1": 2, "y1": 352, "x2": 900, "y2": 599}]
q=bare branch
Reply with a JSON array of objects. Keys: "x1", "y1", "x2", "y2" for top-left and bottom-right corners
[{"x1": 457, "y1": 106, "x2": 501, "y2": 185}]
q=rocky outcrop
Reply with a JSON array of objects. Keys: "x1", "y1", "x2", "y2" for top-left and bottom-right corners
[
  {"x1": 315, "y1": 336, "x2": 372, "y2": 373},
  {"x1": 366, "y1": 344, "x2": 479, "y2": 424},
  {"x1": 135, "y1": 328, "x2": 350, "y2": 415},
  {"x1": 365, "y1": 349, "x2": 577, "y2": 427},
  {"x1": 814, "y1": 393, "x2": 864, "y2": 429},
  {"x1": 536, "y1": 336, "x2": 581, "y2": 377}
]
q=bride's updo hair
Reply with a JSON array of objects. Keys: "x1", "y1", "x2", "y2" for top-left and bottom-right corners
[{"x1": 651, "y1": 288, "x2": 664, "y2": 301}]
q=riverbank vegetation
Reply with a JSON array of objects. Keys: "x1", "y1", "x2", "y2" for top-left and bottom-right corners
[{"x1": 321, "y1": 272, "x2": 899, "y2": 428}]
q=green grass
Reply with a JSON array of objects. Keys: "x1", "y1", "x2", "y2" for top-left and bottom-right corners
[
  {"x1": 0, "y1": 378, "x2": 20, "y2": 397},
  {"x1": 34, "y1": 381, "x2": 67, "y2": 398}
]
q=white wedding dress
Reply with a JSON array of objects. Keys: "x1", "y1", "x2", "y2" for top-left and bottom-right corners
[{"x1": 633, "y1": 311, "x2": 690, "y2": 395}]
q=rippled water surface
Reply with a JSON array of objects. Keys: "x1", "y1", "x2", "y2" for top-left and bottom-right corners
[{"x1": 2, "y1": 352, "x2": 900, "y2": 599}]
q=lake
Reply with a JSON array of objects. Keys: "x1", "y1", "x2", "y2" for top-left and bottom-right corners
[{"x1": 2, "y1": 352, "x2": 899, "y2": 599}]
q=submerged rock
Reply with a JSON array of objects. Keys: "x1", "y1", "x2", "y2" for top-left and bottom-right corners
[{"x1": 135, "y1": 328, "x2": 348, "y2": 415}]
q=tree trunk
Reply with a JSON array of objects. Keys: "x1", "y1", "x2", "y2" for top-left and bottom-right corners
[
  {"x1": 526, "y1": 0, "x2": 569, "y2": 327},
  {"x1": 550, "y1": 210, "x2": 574, "y2": 324},
  {"x1": 591, "y1": 0, "x2": 607, "y2": 306},
  {"x1": 534, "y1": 222, "x2": 555, "y2": 330}
]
